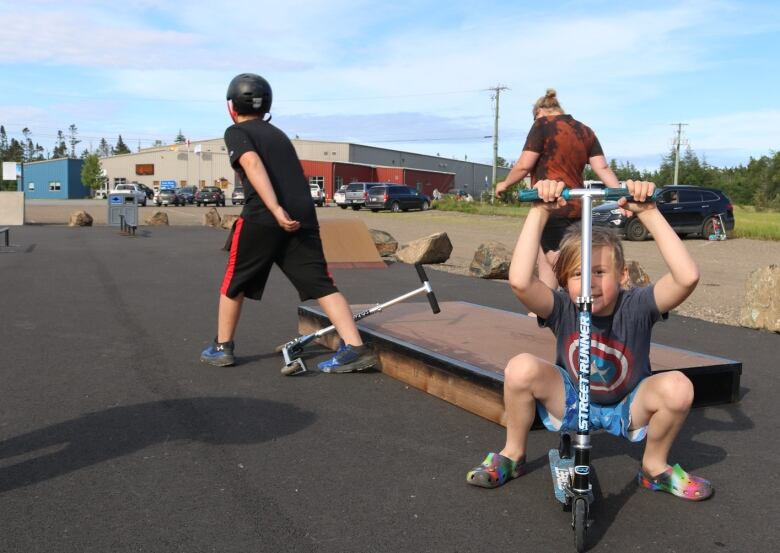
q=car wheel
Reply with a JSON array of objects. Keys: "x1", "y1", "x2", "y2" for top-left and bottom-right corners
[
  {"x1": 701, "y1": 217, "x2": 717, "y2": 239},
  {"x1": 626, "y1": 218, "x2": 648, "y2": 241},
  {"x1": 391, "y1": 201, "x2": 401, "y2": 213},
  {"x1": 421, "y1": 201, "x2": 430, "y2": 211},
  {"x1": 351, "y1": 205, "x2": 361, "y2": 211},
  {"x1": 156, "y1": 202, "x2": 161, "y2": 207},
  {"x1": 371, "y1": 209, "x2": 380, "y2": 213},
  {"x1": 340, "y1": 205, "x2": 348, "y2": 210}
]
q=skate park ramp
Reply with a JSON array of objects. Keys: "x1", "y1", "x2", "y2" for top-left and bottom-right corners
[{"x1": 318, "y1": 218, "x2": 385, "y2": 269}]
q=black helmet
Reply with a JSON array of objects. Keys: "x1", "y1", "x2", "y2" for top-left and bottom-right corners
[{"x1": 226, "y1": 73, "x2": 273, "y2": 116}]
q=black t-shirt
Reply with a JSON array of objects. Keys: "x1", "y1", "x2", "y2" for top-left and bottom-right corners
[{"x1": 224, "y1": 119, "x2": 318, "y2": 229}]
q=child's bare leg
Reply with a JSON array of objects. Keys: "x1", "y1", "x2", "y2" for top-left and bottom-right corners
[
  {"x1": 629, "y1": 371, "x2": 694, "y2": 475},
  {"x1": 316, "y1": 292, "x2": 363, "y2": 346},
  {"x1": 500, "y1": 353, "x2": 567, "y2": 462},
  {"x1": 217, "y1": 293, "x2": 244, "y2": 342}
]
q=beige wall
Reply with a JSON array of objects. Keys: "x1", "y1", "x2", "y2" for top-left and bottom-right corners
[{"x1": 0, "y1": 191, "x2": 25, "y2": 225}]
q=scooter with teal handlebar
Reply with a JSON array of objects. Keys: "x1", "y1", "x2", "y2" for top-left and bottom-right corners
[{"x1": 516, "y1": 186, "x2": 658, "y2": 552}]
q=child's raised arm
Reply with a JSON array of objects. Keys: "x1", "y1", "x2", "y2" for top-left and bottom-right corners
[
  {"x1": 619, "y1": 181, "x2": 700, "y2": 313},
  {"x1": 508, "y1": 180, "x2": 566, "y2": 317}
]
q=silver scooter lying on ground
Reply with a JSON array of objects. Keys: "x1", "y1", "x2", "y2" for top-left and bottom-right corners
[{"x1": 278, "y1": 263, "x2": 441, "y2": 376}]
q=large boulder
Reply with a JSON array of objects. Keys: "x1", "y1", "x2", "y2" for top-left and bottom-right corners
[
  {"x1": 68, "y1": 210, "x2": 93, "y2": 227},
  {"x1": 739, "y1": 265, "x2": 780, "y2": 333},
  {"x1": 395, "y1": 232, "x2": 453, "y2": 265},
  {"x1": 470, "y1": 241, "x2": 511, "y2": 279},
  {"x1": 625, "y1": 260, "x2": 651, "y2": 289},
  {"x1": 146, "y1": 211, "x2": 169, "y2": 226},
  {"x1": 203, "y1": 207, "x2": 221, "y2": 228},
  {"x1": 221, "y1": 214, "x2": 239, "y2": 230},
  {"x1": 369, "y1": 229, "x2": 398, "y2": 256}
]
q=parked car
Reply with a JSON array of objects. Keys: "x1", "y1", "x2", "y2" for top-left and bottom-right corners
[
  {"x1": 195, "y1": 186, "x2": 226, "y2": 207},
  {"x1": 310, "y1": 184, "x2": 325, "y2": 207},
  {"x1": 156, "y1": 188, "x2": 185, "y2": 206},
  {"x1": 178, "y1": 186, "x2": 197, "y2": 204},
  {"x1": 365, "y1": 185, "x2": 431, "y2": 213},
  {"x1": 592, "y1": 185, "x2": 735, "y2": 241},
  {"x1": 343, "y1": 182, "x2": 385, "y2": 210},
  {"x1": 334, "y1": 185, "x2": 347, "y2": 208},
  {"x1": 231, "y1": 186, "x2": 245, "y2": 206},
  {"x1": 111, "y1": 183, "x2": 148, "y2": 206},
  {"x1": 136, "y1": 182, "x2": 155, "y2": 200}
]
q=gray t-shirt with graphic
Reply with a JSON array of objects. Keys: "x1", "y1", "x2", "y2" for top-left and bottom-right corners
[{"x1": 538, "y1": 285, "x2": 665, "y2": 405}]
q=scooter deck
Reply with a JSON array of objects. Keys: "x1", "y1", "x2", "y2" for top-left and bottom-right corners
[{"x1": 548, "y1": 448, "x2": 575, "y2": 505}]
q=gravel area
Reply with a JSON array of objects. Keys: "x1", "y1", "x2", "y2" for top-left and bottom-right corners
[{"x1": 24, "y1": 200, "x2": 780, "y2": 327}]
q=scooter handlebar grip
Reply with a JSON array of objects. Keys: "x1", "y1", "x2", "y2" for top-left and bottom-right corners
[
  {"x1": 414, "y1": 263, "x2": 440, "y2": 314},
  {"x1": 517, "y1": 189, "x2": 540, "y2": 202}
]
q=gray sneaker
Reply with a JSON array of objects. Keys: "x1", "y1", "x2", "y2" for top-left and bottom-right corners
[{"x1": 318, "y1": 343, "x2": 377, "y2": 373}]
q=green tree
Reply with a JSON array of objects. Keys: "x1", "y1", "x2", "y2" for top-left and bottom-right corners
[
  {"x1": 114, "y1": 134, "x2": 131, "y2": 155},
  {"x1": 68, "y1": 124, "x2": 81, "y2": 158},
  {"x1": 175, "y1": 130, "x2": 186, "y2": 144},
  {"x1": 0, "y1": 125, "x2": 8, "y2": 159},
  {"x1": 81, "y1": 154, "x2": 105, "y2": 192},
  {"x1": 97, "y1": 138, "x2": 111, "y2": 157},
  {"x1": 52, "y1": 130, "x2": 68, "y2": 158}
]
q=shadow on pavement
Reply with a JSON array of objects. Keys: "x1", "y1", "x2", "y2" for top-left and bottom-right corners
[{"x1": 0, "y1": 397, "x2": 316, "y2": 494}]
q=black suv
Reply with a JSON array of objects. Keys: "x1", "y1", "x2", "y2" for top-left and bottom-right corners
[
  {"x1": 592, "y1": 185, "x2": 735, "y2": 240},
  {"x1": 195, "y1": 186, "x2": 226, "y2": 207},
  {"x1": 365, "y1": 185, "x2": 431, "y2": 212}
]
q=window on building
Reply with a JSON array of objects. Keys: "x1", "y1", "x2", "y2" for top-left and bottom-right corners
[
  {"x1": 48, "y1": 181, "x2": 61, "y2": 191},
  {"x1": 114, "y1": 177, "x2": 127, "y2": 186},
  {"x1": 199, "y1": 180, "x2": 206, "y2": 187},
  {"x1": 27, "y1": 182, "x2": 35, "y2": 190},
  {"x1": 309, "y1": 176, "x2": 324, "y2": 188},
  {"x1": 335, "y1": 176, "x2": 344, "y2": 189}
]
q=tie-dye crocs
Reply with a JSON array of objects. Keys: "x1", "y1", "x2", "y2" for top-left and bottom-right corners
[
  {"x1": 638, "y1": 463, "x2": 713, "y2": 501},
  {"x1": 466, "y1": 452, "x2": 526, "y2": 488}
]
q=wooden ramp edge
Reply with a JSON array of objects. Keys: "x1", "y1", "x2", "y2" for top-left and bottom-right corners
[
  {"x1": 298, "y1": 301, "x2": 742, "y2": 428},
  {"x1": 319, "y1": 218, "x2": 385, "y2": 269}
]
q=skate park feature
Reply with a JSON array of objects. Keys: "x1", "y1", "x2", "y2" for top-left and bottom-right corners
[
  {"x1": 297, "y1": 300, "x2": 742, "y2": 426},
  {"x1": 319, "y1": 218, "x2": 385, "y2": 269}
]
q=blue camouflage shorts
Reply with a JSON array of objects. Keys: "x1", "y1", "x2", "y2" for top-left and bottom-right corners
[{"x1": 536, "y1": 365, "x2": 648, "y2": 442}]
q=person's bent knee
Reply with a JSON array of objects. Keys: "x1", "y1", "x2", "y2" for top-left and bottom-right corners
[
  {"x1": 658, "y1": 371, "x2": 694, "y2": 412},
  {"x1": 504, "y1": 353, "x2": 542, "y2": 393}
]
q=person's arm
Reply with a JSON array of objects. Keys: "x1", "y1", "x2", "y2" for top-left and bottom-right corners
[
  {"x1": 238, "y1": 151, "x2": 300, "y2": 232},
  {"x1": 495, "y1": 150, "x2": 540, "y2": 197},
  {"x1": 588, "y1": 155, "x2": 620, "y2": 188},
  {"x1": 508, "y1": 180, "x2": 566, "y2": 317},
  {"x1": 618, "y1": 180, "x2": 699, "y2": 313}
]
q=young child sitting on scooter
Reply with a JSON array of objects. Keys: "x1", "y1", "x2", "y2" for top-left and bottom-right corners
[{"x1": 466, "y1": 179, "x2": 713, "y2": 501}]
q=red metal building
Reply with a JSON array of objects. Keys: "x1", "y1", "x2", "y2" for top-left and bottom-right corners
[{"x1": 300, "y1": 160, "x2": 454, "y2": 201}]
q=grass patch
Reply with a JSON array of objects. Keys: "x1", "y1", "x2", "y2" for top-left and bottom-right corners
[
  {"x1": 433, "y1": 197, "x2": 531, "y2": 218},
  {"x1": 732, "y1": 205, "x2": 780, "y2": 240}
]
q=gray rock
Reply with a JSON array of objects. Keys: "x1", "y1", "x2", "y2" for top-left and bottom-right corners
[
  {"x1": 369, "y1": 229, "x2": 398, "y2": 256},
  {"x1": 146, "y1": 211, "x2": 169, "y2": 226},
  {"x1": 625, "y1": 260, "x2": 651, "y2": 289},
  {"x1": 68, "y1": 210, "x2": 93, "y2": 227},
  {"x1": 221, "y1": 214, "x2": 239, "y2": 230},
  {"x1": 469, "y1": 241, "x2": 511, "y2": 279},
  {"x1": 396, "y1": 232, "x2": 453, "y2": 264},
  {"x1": 203, "y1": 207, "x2": 221, "y2": 228},
  {"x1": 739, "y1": 264, "x2": 780, "y2": 333}
]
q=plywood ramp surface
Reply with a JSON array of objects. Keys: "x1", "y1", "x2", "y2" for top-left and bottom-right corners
[{"x1": 318, "y1": 218, "x2": 385, "y2": 269}]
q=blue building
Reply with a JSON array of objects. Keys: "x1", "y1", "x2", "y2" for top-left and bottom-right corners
[{"x1": 20, "y1": 159, "x2": 88, "y2": 199}]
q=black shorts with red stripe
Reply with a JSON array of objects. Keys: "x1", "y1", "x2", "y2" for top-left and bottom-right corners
[{"x1": 221, "y1": 217, "x2": 338, "y2": 301}]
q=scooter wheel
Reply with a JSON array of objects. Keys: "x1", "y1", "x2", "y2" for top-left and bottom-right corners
[
  {"x1": 281, "y1": 358, "x2": 307, "y2": 376},
  {"x1": 573, "y1": 497, "x2": 588, "y2": 553}
]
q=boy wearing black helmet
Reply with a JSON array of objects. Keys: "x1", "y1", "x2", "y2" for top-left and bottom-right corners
[{"x1": 201, "y1": 73, "x2": 376, "y2": 374}]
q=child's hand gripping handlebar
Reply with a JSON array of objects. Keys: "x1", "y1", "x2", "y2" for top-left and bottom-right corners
[{"x1": 517, "y1": 187, "x2": 660, "y2": 203}]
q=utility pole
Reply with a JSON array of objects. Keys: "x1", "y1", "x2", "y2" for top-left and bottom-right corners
[
  {"x1": 487, "y1": 85, "x2": 509, "y2": 197},
  {"x1": 671, "y1": 123, "x2": 688, "y2": 185}
]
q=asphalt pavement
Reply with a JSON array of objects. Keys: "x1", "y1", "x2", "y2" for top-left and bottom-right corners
[{"x1": 0, "y1": 224, "x2": 777, "y2": 553}]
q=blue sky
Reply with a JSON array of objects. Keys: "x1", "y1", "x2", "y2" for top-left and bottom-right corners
[{"x1": 1, "y1": 0, "x2": 778, "y2": 169}]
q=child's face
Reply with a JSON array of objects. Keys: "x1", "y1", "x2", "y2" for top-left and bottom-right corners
[{"x1": 565, "y1": 245, "x2": 627, "y2": 316}]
